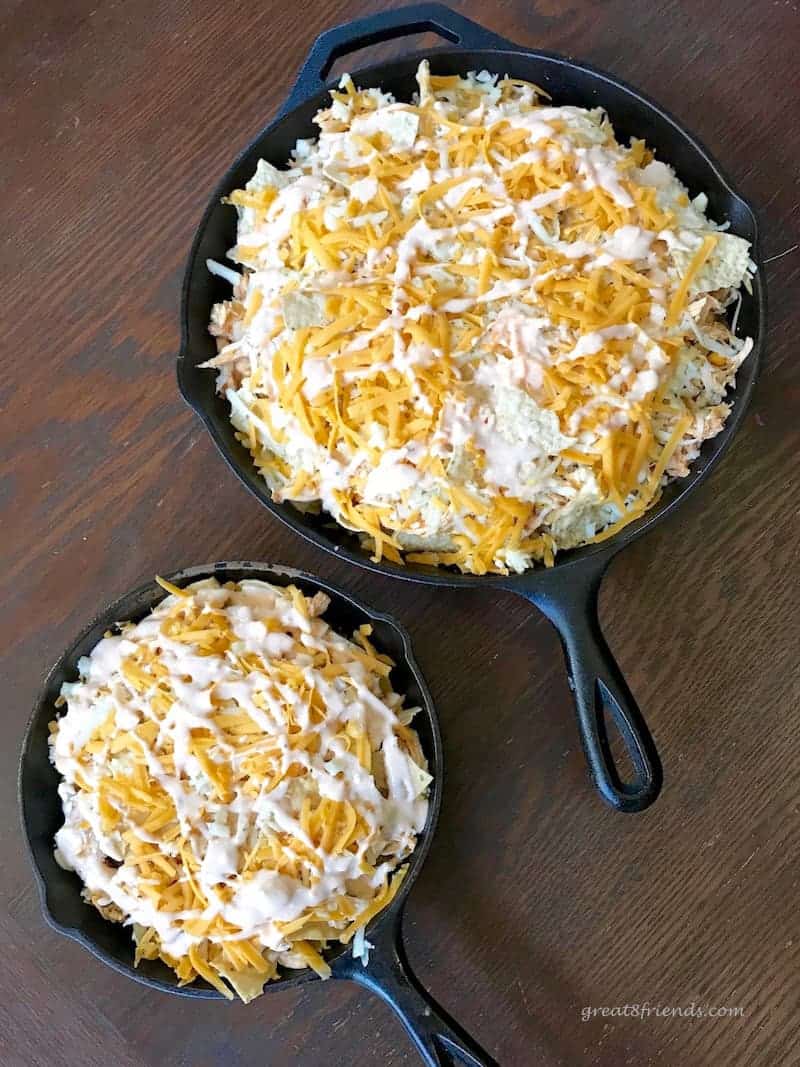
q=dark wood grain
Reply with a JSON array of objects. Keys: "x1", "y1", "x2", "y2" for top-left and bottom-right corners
[{"x1": 2, "y1": 1, "x2": 799, "y2": 1064}]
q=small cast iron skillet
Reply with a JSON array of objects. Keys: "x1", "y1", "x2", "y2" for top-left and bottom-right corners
[
  {"x1": 177, "y1": 4, "x2": 766, "y2": 812},
  {"x1": 19, "y1": 562, "x2": 496, "y2": 1067}
]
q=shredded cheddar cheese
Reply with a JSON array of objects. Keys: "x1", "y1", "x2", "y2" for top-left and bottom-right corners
[
  {"x1": 205, "y1": 63, "x2": 754, "y2": 574},
  {"x1": 49, "y1": 578, "x2": 430, "y2": 1003}
]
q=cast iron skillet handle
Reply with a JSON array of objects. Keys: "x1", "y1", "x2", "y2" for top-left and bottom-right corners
[
  {"x1": 279, "y1": 3, "x2": 515, "y2": 117},
  {"x1": 333, "y1": 906, "x2": 498, "y2": 1067},
  {"x1": 514, "y1": 552, "x2": 662, "y2": 813}
]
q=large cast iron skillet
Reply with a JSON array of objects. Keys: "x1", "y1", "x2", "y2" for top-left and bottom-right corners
[
  {"x1": 19, "y1": 563, "x2": 496, "y2": 1067},
  {"x1": 177, "y1": 4, "x2": 765, "y2": 812}
]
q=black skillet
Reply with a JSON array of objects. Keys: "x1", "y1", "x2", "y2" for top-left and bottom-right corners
[
  {"x1": 19, "y1": 562, "x2": 496, "y2": 1067},
  {"x1": 177, "y1": 4, "x2": 766, "y2": 813}
]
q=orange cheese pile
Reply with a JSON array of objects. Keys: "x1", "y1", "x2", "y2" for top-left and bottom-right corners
[
  {"x1": 49, "y1": 578, "x2": 429, "y2": 1002},
  {"x1": 206, "y1": 63, "x2": 753, "y2": 574}
]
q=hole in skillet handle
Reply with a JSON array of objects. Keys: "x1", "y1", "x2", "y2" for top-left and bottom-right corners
[
  {"x1": 278, "y1": 2, "x2": 516, "y2": 118},
  {"x1": 511, "y1": 548, "x2": 663, "y2": 813},
  {"x1": 333, "y1": 900, "x2": 498, "y2": 1067}
]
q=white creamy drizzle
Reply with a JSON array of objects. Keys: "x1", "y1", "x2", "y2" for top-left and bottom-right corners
[
  {"x1": 394, "y1": 219, "x2": 457, "y2": 286},
  {"x1": 487, "y1": 307, "x2": 553, "y2": 391},
  {"x1": 362, "y1": 448, "x2": 424, "y2": 502},
  {"x1": 301, "y1": 357, "x2": 334, "y2": 400},
  {"x1": 527, "y1": 183, "x2": 573, "y2": 210},
  {"x1": 573, "y1": 145, "x2": 634, "y2": 207},
  {"x1": 602, "y1": 224, "x2": 654, "y2": 261},
  {"x1": 501, "y1": 111, "x2": 554, "y2": 143},
  {"x1": 50, "y1": 580, "x2": 429, "y2": 958},
  {"x1": 562, "y1": 324, "x2": 637, "y2": 361},
  {"x1": 249, "y1": 176, "x2": 328, "y2": 260},
  {"x1": 568, "y1": 392, "x2": 632, "y2": 434}
]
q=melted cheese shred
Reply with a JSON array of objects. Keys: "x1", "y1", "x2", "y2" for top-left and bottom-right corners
[
  {"x1": 206, "y1": 63, "x2": 754, "y2": 574},
  {"x1": 49, "y1": 578, "x2": 430, "y2": 1003}
]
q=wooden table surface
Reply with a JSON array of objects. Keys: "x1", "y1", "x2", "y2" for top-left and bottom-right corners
[{"x1": 3, "y1": 1, "x2": 799, "y2": 1064}]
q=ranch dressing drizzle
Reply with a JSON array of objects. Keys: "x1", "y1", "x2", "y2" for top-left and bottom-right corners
[{"x1": 50, "y1": 579, "x2": 429, "y2": 961}]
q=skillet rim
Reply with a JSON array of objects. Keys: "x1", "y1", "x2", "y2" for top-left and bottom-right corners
[{"x1": 176, "y1": 42, "x2": 765, "y2": 590}]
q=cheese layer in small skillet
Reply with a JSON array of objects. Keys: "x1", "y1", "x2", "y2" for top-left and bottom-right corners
[{"x1": 49, "y1": 578, "x2": 430, "y2": 1001}]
